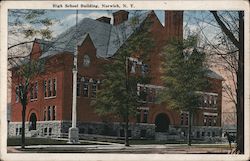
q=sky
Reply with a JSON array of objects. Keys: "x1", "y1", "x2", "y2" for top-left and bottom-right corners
[{"x1": 8, "y1": 9, "x2": 227, "y2": 49}]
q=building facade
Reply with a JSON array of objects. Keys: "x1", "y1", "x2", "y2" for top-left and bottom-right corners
[{"x1": 9, "y1": 10, "x2": 223, "y2": 141}]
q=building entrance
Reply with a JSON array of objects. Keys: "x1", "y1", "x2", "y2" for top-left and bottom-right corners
[{"x1": 155, "y1": 113, "x2": 170, "y2": 132}]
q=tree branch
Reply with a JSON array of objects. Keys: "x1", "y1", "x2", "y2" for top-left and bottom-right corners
[{"x1": 210, "y1": 11, "x2": 240, "y2": 48}]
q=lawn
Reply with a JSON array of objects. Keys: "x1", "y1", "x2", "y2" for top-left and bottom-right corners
[{"x1": 7, "y1": 137, "x2": 101, "y2": 146}]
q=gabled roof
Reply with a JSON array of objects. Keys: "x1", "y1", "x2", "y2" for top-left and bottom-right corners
[{"x1": 40, "y1": 11, "x2": 151, "y2": 59}]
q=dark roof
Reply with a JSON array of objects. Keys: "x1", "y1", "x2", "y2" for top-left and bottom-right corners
[{"x1": 40, "y1": 11, "x2": 150, "y2": 59}]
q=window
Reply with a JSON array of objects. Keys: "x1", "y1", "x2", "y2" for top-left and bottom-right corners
[
  {"x1": 83, "y1": 79, "x2": 89, "y2": 97},
  {"x1": 142, "y1": 110, "x2": 148, "y2": 123},
  {"x1": 203, "y1": 115, "x2": 207, "y2": 126},
  {"x1": 30, "y1": 86, "x2": 34, "y2": 100},
  {"x1": 44, "y1": 128, "x2": 47, "y2": 135},
  {"x1": 180, "y1": 113, "x2": 184, "y2": 125},
  {"x1": 213, "y1": 116, "x2": 217, "y2": 126},
  {"x1": 92, "y1": 80, "x2": 97, "y2": 98},
  {"x1": 48, "y1": 80, "x2": 51, "y2": 97},
  {"x1": 212, "y1": 131, "x2": 215, "y2": 137},
  {"x1": 202, "y1": 131, "x2": 205, "y2": 137},
  {"x1": 136, "y1": 110, "x2": 141, "y2": 123},
  {"x1": 53, "y1": 79, "x2": 56, "y2": 96},
  {"x1": 15, "y1": 86, "x2": 19, "y2": 102},
  {"x1": 208, "y1": 116, "x2": 212, "y2": 126},
  {"x1": 185, "y1": 113, "x2": 189, "y2": 125},
  {"x1": 52, "y1": 106, "x2": 56, "y2": 120},
  {"x1": 35, "y1": 82, "x2": 38, "y2": 99},
  {"x1": 31, "y1": 81, "x2": 38, "y2": 100},
  {"x1": 49, "y1": 128, "x2": 52, "y2": 136},
  {"x1": 44, "y1": 80, "x2": 47, "y2": 97},
  {"x1": 15, "y1": 128, "x2": 18, "y2": 135},
  {"x1": 44, "y1": 107, "x2": 47, "y2": 121},
  {"x1": 47, "y1": 106, "x2": 51, "y2": 121},
  {"x1": 19, "y1": 127, "x2": 22, "y2": 135},
  {"x1": 207, "y1": 132, "x2": 210, "y2": 137},
  {"x1": 148, "y1": 88, "x2": 155, "y2": 103},
  {"x1": 196, "y1": 131, "x2": 200, "y2": 138}
]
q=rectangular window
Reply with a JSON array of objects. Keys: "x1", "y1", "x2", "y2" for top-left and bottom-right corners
[
  {"x1": 44, "y1": 108, "x2": 47, "y2": 121},
  {"x1": 49, "y1": 128, "x2": 52, "y2": 136},
  {"x1": 203, "y1": 115, "x2": 207, "y2": 126},
  {"x1": 148, "y1": 88, "x2": 155, "y2": 103},
  {"x1": 19, "y1": 127, "x2": 22, "y2": 135},
  {"x1": 44, "y1": 128, "x2": 47, "y2": 135},
  {"x1": 142, "y1": 110, "x2": 148, "y2": 123},
  {"x1": 48, "y1": 80, "x2": 52, "y2": 97},
  {"x1": 30, "y1": 84, "x2": 34, "y2": 100},
  {"x1": 83, "y1": 80, "x2": 89, "y2": 97},
  {"x1": 15, "y1": 86, "x2": 19, "y2": 102},
  {"x1": 92, "y1": 80, "x2": 97, "y2": 98},
  {"x1": 213, "y1": 116, "x2": 217, "y2": 126},
  {"x1": 180, "y1": 113, "x2": 184, "y2": 125},
  {"x1": 208, "y1": 116, "x2": 212, "y2": 126},
  {"x1": 44, "y1": 80, "x2": 47, "y2": 97},
  {"x1": 15, "y1": 128, "x2": 18, "y2": 135},
  {"x1": 196, "y1": 131, "x2": 200, "y2": 138},
  {"x1": 53, "y1": 79, "x2": 56, "y2": 96},
  {"x1": 202, "y1": 131, "x2": 205, "y2": 137},
  {"x1": 212, "y1": 131, "x2": 215, "y2": 137},
  {"x1": 139, "y1": 87, "x2": 147, "y2": 102},
  {"x1": 136, "y1": 110, "x2": 141, "y2": 123},
  {"x1": 203, "y1": 94, "x2": 208, "y2": 107},
  {"x1": 47, "y1": 106, "x2": 51, "y2": 121},
  {"x1": 34, "y1": 81, "x2": 38, "y2": 99},
  {"x1": 185, "y1": 113, "x2": 189, "y2": 125},
  {"x1": 207, "y1": 132, "x2": 210, "y2": 137},
  {"x1": 52, "y1": 106, "x2": 56, "y2": 120}
]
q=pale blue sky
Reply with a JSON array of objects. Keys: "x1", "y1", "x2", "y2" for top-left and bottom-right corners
[{"x1": 9, "y1": 10, "x2": 237, "y2": 46}]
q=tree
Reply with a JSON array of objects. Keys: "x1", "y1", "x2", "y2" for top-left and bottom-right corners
[
  {"x1": 160, "y1": 35, "x2": 209, "y2": 146},
  {"x1": 210, "y1": 11, "x2": 244, "y2": 153},
  {"x1": 8, "y1": 10, "x2": 56, "y2": 148},
  {"x1": 11, "y1": 59, "x2": 44, "y2": 149},
  {"x1": 92, "y1": 11, "x2": 154, "y2": 146}
]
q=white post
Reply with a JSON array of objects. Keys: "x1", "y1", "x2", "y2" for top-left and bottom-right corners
[{"x1": 68, "y1": 46, "x2": 79, "y2": 143}]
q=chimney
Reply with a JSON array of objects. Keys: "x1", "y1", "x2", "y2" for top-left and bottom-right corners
[
  {"x1": 96, "y1": 16, "x2": 111, "y2": 24},
  {"x1": 113, "y1": 10, "x2": 129, "y2": 25},
  {"x1": 165, "y1": 11, "x2": 183, "y2": 40}
]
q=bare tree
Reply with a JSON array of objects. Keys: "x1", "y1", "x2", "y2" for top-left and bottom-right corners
[{"x1": 186, "y1": 11, "x2": 244, "y2": 153}]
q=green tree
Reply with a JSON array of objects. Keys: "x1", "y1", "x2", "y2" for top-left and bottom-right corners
[
  {"x1": 160, "y1": 36, "x2": 209, "y2": 146},
  {"x1": 11, "y1": 59, "x2": 44, "y2": 149},
  {"x1": 92, "y1": 12, "x2": 154, "y2": 146}
]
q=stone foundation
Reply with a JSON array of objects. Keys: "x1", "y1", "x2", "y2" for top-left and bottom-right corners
[{"x1": 8, "y1": 121, "x2": 221, "y2": 142}]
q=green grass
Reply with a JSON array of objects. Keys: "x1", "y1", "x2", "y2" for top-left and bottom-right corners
[{"x1": 7, "y1": 137, "x2": 100, "y2": 146}]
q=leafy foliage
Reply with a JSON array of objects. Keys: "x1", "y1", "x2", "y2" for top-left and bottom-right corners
[
  {"x1": 160, "y1": 35, "x2": 209, "y2": 112},
  {"x1": 92, "y1": 13, "x2": 154, "y2": 121}
]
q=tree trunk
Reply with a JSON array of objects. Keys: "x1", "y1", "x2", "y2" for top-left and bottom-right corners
[
  {"x1": 188, "y1": 110, "x2": 192, "y2": 146},
  {"x1": 236, "y1": 11, "x2": 244, "y2": 154},
  {"x1": 21, "y1": 105, "x2": 26, "y2": 149},
  {"x1": 124, "y1": 107, "x2": 129, "y2": 146}
]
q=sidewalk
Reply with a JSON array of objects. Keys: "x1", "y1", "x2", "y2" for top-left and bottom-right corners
[{"x1": 8, "y1": 143, "x2": 232, "y2": 154}]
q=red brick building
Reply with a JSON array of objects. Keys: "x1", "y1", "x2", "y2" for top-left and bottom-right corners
[{"x1": 9, "y1": 10, "x2": 223, "y2": 141}]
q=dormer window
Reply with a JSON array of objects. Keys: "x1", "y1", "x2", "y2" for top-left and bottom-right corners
[{"x1": 83, "y1": 55, "x2": 90, "y2": 67}]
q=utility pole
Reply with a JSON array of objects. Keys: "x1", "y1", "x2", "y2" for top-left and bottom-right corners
[{"x1": 68, "y1": 10, "x2": 79, "y2": 144}]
